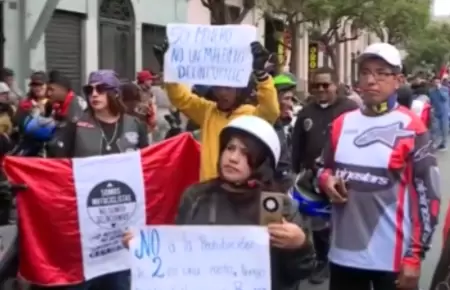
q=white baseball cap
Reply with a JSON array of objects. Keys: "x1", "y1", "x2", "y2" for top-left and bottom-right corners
[
  {"x1": 358, "y1": 43, "x2": 402, "y2": 69},
  {"x1": 0, "y1": 82, "x2": 10, "y2": 94}
]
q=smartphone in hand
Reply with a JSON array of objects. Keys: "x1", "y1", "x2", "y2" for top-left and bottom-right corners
[{"x1": 259, "y1": 192, "x2": 285, "y2": 225}]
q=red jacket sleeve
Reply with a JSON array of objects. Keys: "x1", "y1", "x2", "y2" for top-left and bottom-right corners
[
  {"x1": 402, "y1": 128, "x2": 440, "y2": 269},
  {"x1": 421, "y1": 104, "x2": 431, "y2": 129},
  {"x1": 443, "y1": 203, "x2": 450, "y2": 247}
]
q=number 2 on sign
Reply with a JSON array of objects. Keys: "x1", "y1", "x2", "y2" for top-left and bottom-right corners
[{"x1": 135, "y1": 229, "x2": 164, "y2": 278}]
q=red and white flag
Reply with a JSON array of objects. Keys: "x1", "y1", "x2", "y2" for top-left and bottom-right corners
[{"x1": 3, "y1": 133, "x2": 200, "y2": 286}]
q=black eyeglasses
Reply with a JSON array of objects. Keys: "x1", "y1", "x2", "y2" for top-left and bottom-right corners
[
  {"x1": 311, "y1": 83, "x2": 331, "y2": 90},
  {"x1": 83, "y1": 83, "x2": 109, "y2": 96},
  {"x1": 359, "y1": 70, "x2": 396, "y2": 81}
]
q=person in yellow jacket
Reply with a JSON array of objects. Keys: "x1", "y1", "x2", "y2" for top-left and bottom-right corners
[{"x1": 159, "y1": 41, "x2": 280, "y2": 181}]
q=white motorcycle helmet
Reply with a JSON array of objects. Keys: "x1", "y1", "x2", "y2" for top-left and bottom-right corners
[{"x1": 219, "y1": 116, "x2": 281, "y2": 169}]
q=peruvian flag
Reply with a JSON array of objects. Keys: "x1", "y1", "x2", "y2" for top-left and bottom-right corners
[{"x1": 3, "y1": 133, "x2": 200, "y2": 286}]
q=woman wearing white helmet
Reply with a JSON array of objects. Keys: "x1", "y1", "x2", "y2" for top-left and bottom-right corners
[
  {"x1": 123, "y1": 115, "x2": 315, "y2": 290},
  {"x1": 216, "y1": 115, "x2": 282, "y2": 188}
]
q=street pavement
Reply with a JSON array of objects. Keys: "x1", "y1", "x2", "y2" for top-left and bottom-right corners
[{"x1": 300, "y1": 150, "x2": 450, "y2": 290}]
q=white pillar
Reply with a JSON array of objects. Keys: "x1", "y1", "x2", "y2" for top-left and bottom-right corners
[{"x1": 83, "y1": 0, "x2": 99, "y2": 81}]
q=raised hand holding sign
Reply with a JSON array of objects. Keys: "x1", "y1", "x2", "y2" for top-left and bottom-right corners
[{"x1": 163, "y1": 24, "x2": 257, "y2": 88}]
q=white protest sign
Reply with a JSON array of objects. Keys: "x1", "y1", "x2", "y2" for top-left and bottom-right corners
[
  {"x1": 73, "y1": 151, "x2": 147, "y2": 280},
  {"x1": 164, "y1": 24, "x2": 257, "y2": 87},
  {"x1": 130, "y1": 226, "x2": 271, "y2": 290}
]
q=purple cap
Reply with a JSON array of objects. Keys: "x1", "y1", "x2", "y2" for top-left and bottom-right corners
[{"x1": 88, "y1": 70, "x2": 120, "y2": 92}]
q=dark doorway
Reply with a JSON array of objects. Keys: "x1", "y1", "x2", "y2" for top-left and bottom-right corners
[
  {"x1": 46, "y1": 11, "x2": 83, "y2": 94},
  {"x1": 98, "y1": 0, "x2": 135, "y2": 81},
  {"x1": 264, "y1": 17, "x2": 283, "y2": 56}
]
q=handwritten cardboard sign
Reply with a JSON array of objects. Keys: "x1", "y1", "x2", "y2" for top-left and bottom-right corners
[
  {"x1": 164, "y1": 24, "x2": 257, "y2": 87},
  {"x1": 130, "y1": 226, "x2": 271, "y2": 290}
]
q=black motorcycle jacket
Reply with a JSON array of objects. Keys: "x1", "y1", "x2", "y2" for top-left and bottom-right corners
[
  {"x1": 274, "y1": 120, "x2": 293, "y2": 192},
  {"x1": 292, "y1": 96, "x2": 358, "y2": 173},
  {"x1": 176, "y1": 181, "x2": 315, "y2": 290}
]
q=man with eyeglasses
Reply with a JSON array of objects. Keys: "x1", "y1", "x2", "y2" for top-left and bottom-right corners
[
  {"x1": 291, "y1": 67, "x2": 358, "y2": 285},
  {"x1": 318, "y1": 43, "x2": 440, "y2": 290}
]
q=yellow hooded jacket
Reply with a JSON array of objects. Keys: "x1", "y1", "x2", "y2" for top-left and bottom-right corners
[{"x1": 165, "y1": 78, "x2": 280, "y2": 181}]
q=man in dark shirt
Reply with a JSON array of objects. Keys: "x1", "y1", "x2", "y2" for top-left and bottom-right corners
[
  {"x1": 44, "y1": 71, "x2": 87, "y2": 157},
  {"x1": 292, "y1": 68, "x2": 358, "y2": 172},
  {"x1": 272, "y1": 72, "x2": 297, "y2": 192},
  {"x1": 397, "y1": 84, "x2": 413, "y2": 108},
  {"x1": 291, "y1": 67, "x2": 358, "y2": 284}
]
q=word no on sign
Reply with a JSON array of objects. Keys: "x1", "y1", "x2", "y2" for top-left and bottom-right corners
[
  {"x1": 164, "y1": 24, "x2": 257, "y2": 88},
  {"x1": 130, "y1": 225, "x2": 271, "y2": 290}
]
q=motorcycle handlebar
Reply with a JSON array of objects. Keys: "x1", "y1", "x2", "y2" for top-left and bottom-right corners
[{"x1": 9, "y1": 184, "x2": 26, "y2": 193}]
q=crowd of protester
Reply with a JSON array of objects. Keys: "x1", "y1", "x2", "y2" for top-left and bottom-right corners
[{"x1": 0, "y1": 39, "x2": 446, "y2": 290}]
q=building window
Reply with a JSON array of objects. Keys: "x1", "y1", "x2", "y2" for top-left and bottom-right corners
[
  {"x1": 98, "y1": 0, "x2": 135, "y2": 80},
  {"x1": 210, "y1": 5, "x2": 241, "y2": 24},
  {"x1": 264, "y1": 17, "x2": 284, "y2": 54},
  {"x1": 227, "y1": 5, "x2": 240, "y2": 22},
  {"x1": 142, "y1": 24, "x2": 166, "y2": 73},
  {"x1": 99, "y1": 0, "x2": 134, "y2": 22}
]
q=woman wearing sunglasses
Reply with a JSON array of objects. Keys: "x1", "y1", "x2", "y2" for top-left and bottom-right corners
[
  {"x1": 32, "y1": 71, "x2": 149, "y2": 290},
  {"x1": 52, "y1": 70, "x2": 149, "y2": 159}
]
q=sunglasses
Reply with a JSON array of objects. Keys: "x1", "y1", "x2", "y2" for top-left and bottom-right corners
[
  {"x1": 311, "y1": 83, "x2": 331, "y2": 90},
  {"x1": 83, "y1": 83, "x2": 110, "y2": 96},
  {"x1": 29, "y1": 82, "x2": 44, "y2": 87}
]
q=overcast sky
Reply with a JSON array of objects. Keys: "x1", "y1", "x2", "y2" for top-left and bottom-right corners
[{"x1": 433, "y1": 0, "x2": 450, "y2": 16}]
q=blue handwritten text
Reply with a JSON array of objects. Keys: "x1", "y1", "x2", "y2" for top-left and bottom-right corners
[
  {"x1": 199, "y1": 235, "x2": 255, "y2": 251},
  {"x1": 134, "y1": 229, "x2": 164, "y2": 278},
  {"x1": 193, "y1": 26, "x2": 233, "y2": 44}
]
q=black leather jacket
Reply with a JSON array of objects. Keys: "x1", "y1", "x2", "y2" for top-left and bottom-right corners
[
  {"x1": 176, "y1": 181, "x2": 316, "y2": 290},
  {"x1": 274, "y1": 120, "x2": 293, "y2": 192}
]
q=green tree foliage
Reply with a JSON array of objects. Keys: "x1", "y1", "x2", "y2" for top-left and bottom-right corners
[
  {"x1": 373, "y1": 0, "x2": 431, "y2": 44},
  {"x1": 307, "y1": 0, "x2": 386, "y2": 77},
  {"x1": 404, "y1": 22, "x2": 450, "y2": 73},
  {"x1": 260, "y1": 0, "x2": 431, "y2": 78}
]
